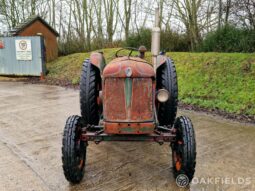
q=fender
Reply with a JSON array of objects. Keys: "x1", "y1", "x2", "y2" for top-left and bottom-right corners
[
  {"x1": 156, "y1": 54, "x2": 168, "y2": 70},
  {"x1": 89, "y1": 52, "x2": 106, "y2": 73}
]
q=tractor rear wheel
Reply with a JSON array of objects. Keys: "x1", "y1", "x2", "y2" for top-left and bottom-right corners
[
  {"x1": 171, "y1": 116, "x2": 196, "y2": 183},
  {"x1": 156, "y1": 58, "x2": 178, "y2": 126},
  {"x1": 80, "y1": 59, "x2": 100, "y2": 125},
  {"x1": 62, "y1": 115, "x2": 87, "y2": 184}
]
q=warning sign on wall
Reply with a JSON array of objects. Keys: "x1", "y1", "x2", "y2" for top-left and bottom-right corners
[{"x1": 15, "y1": 39, "x2": 32, "y2": 60}]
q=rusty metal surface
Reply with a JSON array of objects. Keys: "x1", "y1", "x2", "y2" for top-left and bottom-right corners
[
  {"x1": 103, "y1": 77, "x2": 154, "y2": 135},
  {"x1": 104, "y1": 78, "x2": 127, "y2": 121},
  {"x1": 89, "y1": 52, "x2": 105, "y2": 71},
  {"x1": 81, "y1": 132, "x2": 174, "y2": 142},
  {"x1": 131, "y1": 78, "x2": 153, "y2": 121},
  {"x1": 104, "y1": 122, "x2": 155, "y2": 134},
  {"x1": 103, "y1": 78, "x2": 154, "y2": 122},
  {"x1": 103, "y1": 56, "x2": 155, "y2": 78}
]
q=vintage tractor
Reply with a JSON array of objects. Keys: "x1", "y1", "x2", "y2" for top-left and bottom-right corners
[{"x1": 62, "y1": 9, "x2": 196, "y2": 186}]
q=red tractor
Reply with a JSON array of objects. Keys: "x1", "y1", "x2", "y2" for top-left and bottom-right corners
[{"x1": 62, "y1": 9, "x2": 196, "y2": 187}]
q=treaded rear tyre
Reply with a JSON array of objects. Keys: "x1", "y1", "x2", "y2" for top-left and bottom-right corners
[
  {"x1": 171, "y1": 116, "x2": 196, "y2": 182},
  {"x1": 156, "y1": 58, "x2": 178, "y2": 126},
  {"x1": 62, "y1": 115, "x2": 87, "y2": 184},
  {"x1": 80, "y1": 59, "x2": 100, "y2": 125}
]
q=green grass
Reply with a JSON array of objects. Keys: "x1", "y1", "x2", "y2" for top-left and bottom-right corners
[
  {"x1": 47, "y1": 49, "x2": 255, "y2": 115},
  {"x1": 46, "y1": 48, "x2": 119, "y2": 82}
]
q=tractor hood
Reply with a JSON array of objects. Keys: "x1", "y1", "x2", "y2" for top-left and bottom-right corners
[{"x1": 103, "y1": 57, "x2": 155, "y2": 78}]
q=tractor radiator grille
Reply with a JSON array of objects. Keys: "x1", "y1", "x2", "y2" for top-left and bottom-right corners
[{"x1": 104, "y1": 78, "x2": 154, "y2": 122}]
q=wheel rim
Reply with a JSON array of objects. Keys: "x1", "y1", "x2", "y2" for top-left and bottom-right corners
[
  {"x1": 75, "y1": 127, "x2": 86, "y2": 170},
  {"x1": 172, "y1": 140, "x2": 183, "y2": 172},
  {"x1": 172, "y1": 121, "x2": 184, "y2": 173}
]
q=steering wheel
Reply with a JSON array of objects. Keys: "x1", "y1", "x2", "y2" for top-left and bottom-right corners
[{"x1": 115, "y1": 47, "x2": 138, "y2": 58}]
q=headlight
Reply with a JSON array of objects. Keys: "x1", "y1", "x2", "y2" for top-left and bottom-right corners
[{"x1": 157, "y1": 89, "x2": 169, "y2": 103}]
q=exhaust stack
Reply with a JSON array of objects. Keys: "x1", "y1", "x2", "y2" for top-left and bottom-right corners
[{"x1": 151, "y1": 8, "x2": 160, "y2": 70}]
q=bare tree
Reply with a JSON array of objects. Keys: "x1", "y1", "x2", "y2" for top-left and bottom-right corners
[
  {"x1": 103, "y1": 0, "x2": 118, "y2": 43},
  {"x1": 163, "y1": 0, "x2": 175, "y2": 31},
  {"x1": 31, "y1": 0, "x2": 36, "y2": 15},
  {"x1": 173, "y1": 0, "x2": 203, "y2": 50},
  {"x1": 158, "y1": 0, "x2": 164, "y2": 29},
  {"x1": 232, "y1": 0, "x2": 255, "y2": 29},
  {"x1": 218, "y1": 0, "x2": 222, "y2": 29},
  {"x1": 224, "y1": 0, "x2": 231, "y2": 25},
  {"x1": 84, "y1": 0, "x2": 93, "y2": 50},
  {"x1": 51, "y1": 0, "x2": 56, "y2": 28},
  {"x1": 91, "y1": 0, "x2": 104, "y2": 45},
  {"x1": 0, "y1": 0, "x2": 254, "y2": 53},
  {"x1": 0, "y1": 0, "x2": 20, "y2": 28},
  {"x1": 116, "y1": 0, "x2": 133, "y2": 40}
]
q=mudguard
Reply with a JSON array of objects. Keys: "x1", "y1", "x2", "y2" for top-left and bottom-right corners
[
  {"x1": 89, "y1": 52, "x2": 106, "y2": 73},
  {"x1": 156, "y1": 55, "x2": 168, "y2": 70}
]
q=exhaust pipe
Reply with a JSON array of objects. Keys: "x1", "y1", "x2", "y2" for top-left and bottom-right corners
[{"x1": 151, "y1": 8, "x2": 160, "y2": 71}]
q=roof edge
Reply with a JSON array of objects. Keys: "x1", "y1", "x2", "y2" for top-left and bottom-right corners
[{"x1": 13, "y1": 15, "x2": 59, "y2": 37}]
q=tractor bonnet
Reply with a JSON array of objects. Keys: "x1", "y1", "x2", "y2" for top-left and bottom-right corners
[{"x1": 103, "y1": 57, "x2": 155, "y2": 78}]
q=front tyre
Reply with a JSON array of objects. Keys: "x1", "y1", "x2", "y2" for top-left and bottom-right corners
[
  {"x1": 171, "y1": 116, "x2": 196, "y2": 183},
  {"x1": 80, "y1": 59, "x2": 101, "y2": 125},
  {"x1": 62, "y1": 115, "x2": 87, "y2": 184},
  {"x1": 157, "y1": 58, "x2": 178, "y2": 126}
]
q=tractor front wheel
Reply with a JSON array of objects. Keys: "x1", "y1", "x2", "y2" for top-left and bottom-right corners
[
  {"x1": 171, "y1": 116, "x2": 196, "y2": 183},
  {"x1": 62, "y1": 115, "x2": 87, "y2": 184}
]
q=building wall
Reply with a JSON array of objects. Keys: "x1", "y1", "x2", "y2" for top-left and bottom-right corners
[
  {"x1": 0, "y1": 37, "x2": 46, "y2": 76},
  {"x1": 17, "y1": 20, "x2": 58, "y2": 62}
]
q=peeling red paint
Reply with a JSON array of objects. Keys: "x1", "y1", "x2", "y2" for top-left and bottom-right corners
[
  {"x1": 103, "y1": 77, "x2": 155, "y2": 134},
  {"x1": 104, "y1": 78, "x2": 127, "y2": 120},
  {"x1": 131, "y1": 78, "x2": 153, "y2": 120},
  {"x1": 104, "y1": 122, "x2": 155, "y2": 134},
  {"x1": 90, "y1": 52, "x2": 104, "y2": 70},
  {"x1": 102, "y1": 56, "x2": 156, "y2": 135},
  {"x1": 103, "y1": 56, "x2": 155, "y2": 78},
  {"x1": 104, "y1": 78, "x2": 154, "y2": 122}
]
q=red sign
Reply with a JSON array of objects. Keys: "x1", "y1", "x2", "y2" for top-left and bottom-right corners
[{"x1": 0, "y1": 40, "x2": 4, "y2": 49}]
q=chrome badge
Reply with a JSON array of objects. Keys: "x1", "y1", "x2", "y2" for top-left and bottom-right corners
[{"x1": 125, "y1": 67, "x2": 132, "y2": 77}]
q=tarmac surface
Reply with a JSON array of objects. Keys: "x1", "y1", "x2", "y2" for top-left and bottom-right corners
[{"x1": 0, "y1": 82, "x2": 254, "y2": 191}]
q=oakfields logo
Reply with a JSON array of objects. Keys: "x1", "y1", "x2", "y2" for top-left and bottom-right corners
[
  {"x1": 176, "y1": 174, "x2": 189, "y2": 187},
  {"x1": 192, "y1": 177, "x2": 252, "y2": 185},
  {"x1": 176, "y1": 174, "x2": 252, "y2": 187}
]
